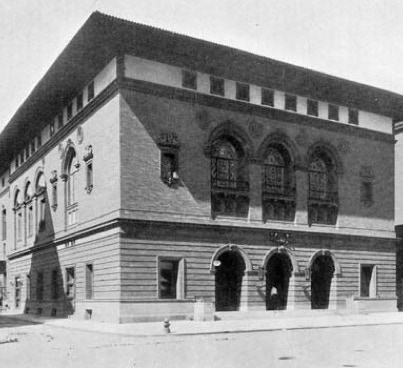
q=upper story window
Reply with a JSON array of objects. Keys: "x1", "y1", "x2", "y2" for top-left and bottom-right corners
[
  {"x1": 57, "y1": 113, "x2": 64, "y2": 129},
  {"x1": 14, "y1": 189, "x2": 22, "y2": 243},
  {"x1": 210, "y1": 76, "x2": 225, "y2": 96},
  {"x1": 36, "y1": 172, "x2": 47, "y2": 232},
  {"x1": 285, "y1": 94, "x2": 297, "y2": 111},
  {"x1": 1, "y1": 209, "x2": 6, "y2": 241},
  {"x1": 236, "y1": 82, "x2": 250, "y2": 102},
  {"x1": 88, "y1": 81, "x2": 95, "y2": 102},
  {"x1": 24, "y1": 182, "x2": 33, "y2": 238},
  {"x1": 63, "y1": 146, "x2": 79, "y2": 226},
  {"x1": 211, "y1": 137, "x2": 249, "y2": 218},
  {"x1": 307, "y1": 99, "x2": 318, "y2": 117},
  {"x1": 348, "y1": 108, "x2": 359, "y2": 125},
  {"x1": 67, "y1": 102, "x2": 73, "y2": 121},
  {"x1": 328, "y1": 104, "x2": 339, "y2": 121},
  {"x1": 30, "y1": 140, "x2": 36, "y2": 155},
  {"x1": 77, "y1": 92, "x2": 83, "y2": 111},
  {"x1": 50, "y1": 120, "x2": 55, "y2": 137},
  {"x1": 308, "y1": 148, "x2": 338, "y2": 225},
  {"x1": 261, "y1": 88, "x2": 274, "y2": 107},
  {"x1": 182, "y1": 70, "x2": 197, "y2": 90},
  {"x1": 37, "y1": 134, "x2": 42, "y2": 148},
  {"x1": 262, "y1": 144, "x2": 296, "y2": 222}
]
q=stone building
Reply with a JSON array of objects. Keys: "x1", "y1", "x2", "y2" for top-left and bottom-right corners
[{"x1": 0, "y1": 12, "x2": 402, "y2": 322}]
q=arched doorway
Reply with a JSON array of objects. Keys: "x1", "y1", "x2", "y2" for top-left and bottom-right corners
[
  {"x1": 266, "y1": 253, "x2": 292, "y2": 310},
  {"x1": 215, "y1": 251, "x2": 246, "y2": 311},
  {"x1": 311, "y1": 255, "x2": 335, "y2": 309}
]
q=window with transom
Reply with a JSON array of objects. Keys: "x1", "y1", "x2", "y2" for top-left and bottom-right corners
[
  {"x1": 308, "y1": 149, "x2": 338, "y2": 225},
  {"x1": 262, "y1": 145, "x2": 295, "y2": 222},
  {"x1": 211, "y1": 137, "x2": 249, "y2": 218}
]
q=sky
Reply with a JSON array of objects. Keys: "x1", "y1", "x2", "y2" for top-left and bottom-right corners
[{"x1": 1, "y1": 0, "x2": 403, "y2": 133}]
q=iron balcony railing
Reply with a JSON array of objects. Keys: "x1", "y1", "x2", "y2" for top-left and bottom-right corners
[{"x1": 308, "y1": 189, "x2": 338, "y2": 204}]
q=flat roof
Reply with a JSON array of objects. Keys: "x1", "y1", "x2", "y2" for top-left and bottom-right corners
[{"x1": 1, "y1": 11, "x2": 403, "y2": 172}]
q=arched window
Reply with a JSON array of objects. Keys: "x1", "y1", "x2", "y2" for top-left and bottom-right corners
[
  {"x1": 35, "y1": 172, "x2": 47, "y2": 232},
  {"x1": 24, "y1": 182, "x2": 34, "y2": 238},
  {"x1": 262, "y1": 144, "x2": 295, "y2": 222},
  {"x1": 308, "y1": 148, "x2": 338, "y2": 225},
  {"x1": 211, "y1": 137, "x2": 249, "y2": 218},
  {"x1": 64, "y1": 147, "x2": 78, "y2": 226},
  {"x1": 14, "y1": 189, "x2": 23, "y2": 243},
  {"x1": 66, "y1": 150, "x2": 77, "y2": 207}
]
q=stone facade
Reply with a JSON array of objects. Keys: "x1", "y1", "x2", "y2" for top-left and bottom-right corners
[{"x1": 0, "y1": 12, "x2": 401, "y2": 321}]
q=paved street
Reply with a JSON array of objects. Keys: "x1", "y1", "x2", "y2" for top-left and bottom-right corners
[{"x1": 1, "y1": 315, "x2": 403, "y2": 367}]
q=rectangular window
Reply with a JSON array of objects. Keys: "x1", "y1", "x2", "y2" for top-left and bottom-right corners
[
  {"x1": 158, "y1": 258, "x2": 185, "y2": 299},
  {"x1": 86, "y1": 264, "x2": 94, "y2": 300},
  {"x1": 25, "y1": 146, "x2": 30, "y2": 160},
  {"x1": 360, "y1": 264, "x2": 377, "y2": 298},
  {"x1": 87, "y1": 81, "x2": 95, "y2": 102},
  {"x1": 349, "y1": 108, "x2": 359, "y2": 125},
  {"x1": 15, "y1": 156, "x2": 19, "y2": 169},
  {"x1": 37, "y1": 134, "x2": 42, "y2": 148},
  {"x1": 210, "y1": 76, "x2": 224, "y2": 96},
  {"x1": 49, "y1": 121, "x2": 55, "y2": 137},
  {"x1": 39, "y1": 198, "x2": 46, "y2": 231},
  {"x1": 361, "y1": 180, "x2": 373, "y2": 206},
  {"x1": 17, "y1": 212, "x2": 22, "y2": 241},
  {"x1": 161, "y1": 151, "x2": 178, "y2": 185},
  {"x1": 182, "y1": 70, "x2": 197, "y2": 90},
  {"x1": 57, "y1": 113, "x2": 63, "y2": 129},
  {"x1": 261, "y1": 88, "x2": 274, "y2": 106},
  {"x1": 285, "y1": 94, "x2": 297, "y2": 111},
  {"x1": 77, "y1": 92, "x2": 83, "y2": 111},
  {"x1": 31, "y1": 140, "x2": 36, "y2": 155},
  {"x1": 27, "y1": 205, "x2": 33, "y2": 237},
  {"x1": 66, "y1": 267, "x2": 75, "y2": 299},
  {"x1": 236, "y1": 82, "x2": 250, "y2": 102},
  {"x1": 52, "y1": 183, "x2": 58, "y2": 210},
  {"x1": 307, "y1": 99, "x2": 318, "y2": 117},
  {"x1": 36, "y1": 272, "x2": 44, "y2": 301},
  {"x1": 328, "y1": 104, "x2": 339, "y2": 121},
  {"x1": 1, "y1": 209, "x2": 6, "y2": 241},
  {"x1": 15, "y1": 276, "x2": 21, "y2": 308},
  {"x1": 26, "y1": 274, "x2": 31, "y2": 300},
  {"x1": 86, "y1": 162, "x2": 93, "y2": 192},
  {"x1": 51, "y1": 269, "x2": 59, "y2": 300},
  {"x1": 67, "y1": 102, "x2": 73, "y2": 120},
  {"x1": 20, "y1": 152, "x2": 24, "y2": 164}
]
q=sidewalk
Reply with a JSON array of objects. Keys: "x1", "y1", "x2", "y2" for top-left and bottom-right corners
[{"x1": 4, "y1": 311, "x2": 403, "y2": 338}]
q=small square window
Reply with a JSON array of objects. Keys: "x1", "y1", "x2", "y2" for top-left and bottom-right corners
[
  {"x1": 77, "y1": 93, "x2": 83, "y2": 111},
  {"x1": 261, "y1": 88, "x2": 274, "y2": 106},
  {"x1": 57, "y1": 113, "x2": 63, "y2": 129},
  {"x1": 87, "y1": 81, "x2": 95, "y2": 102},
  {"x1": 210, "y1": 76, "x2": 224, "y2": 96},
  {"x1": 236, "y1": 82, "x2": 250, "y2": 102},
  {"x1": 67, "y1": 102, "x2": 73, "y2": 120},
  {"x1": 50, "y1": 121, "x2": 55, "y2": 137},
  {"x1": 307, "y1": 99, "x2": 318, "y2": 117},
  {"x1": 285, "y1": 94, "x2": 297, "y2": 111},
  {"x1": 328, "y1": 104, "x2": 339, "y2": 121},
  {"x1": 182, "y1": 70, "x2": 197, "y2": 90},
  {"x1": 158, "y1": 258, "x2": 185, "y2": 299},
  {"x1": 360, "y1": 264, "x2": 377, "y2": 298},
  {"x1": 349, "y1": 108, "x2": 359, "y2": 125}
]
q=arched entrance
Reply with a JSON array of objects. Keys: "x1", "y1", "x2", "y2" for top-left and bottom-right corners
[
  {"x1": 311, "y1": 254, "x2": 335, "y2": 309},
  {"x1": 266, "y1": 253, "x2": 293, "y2": 310},
  {"x1": 215, "y1": 251, "x2": 246, "y2": 311}
]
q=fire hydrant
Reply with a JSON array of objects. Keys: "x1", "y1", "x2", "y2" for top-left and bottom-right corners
[{"x1": 163, "y1": 318, "x2": 171, "y2": 333}]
